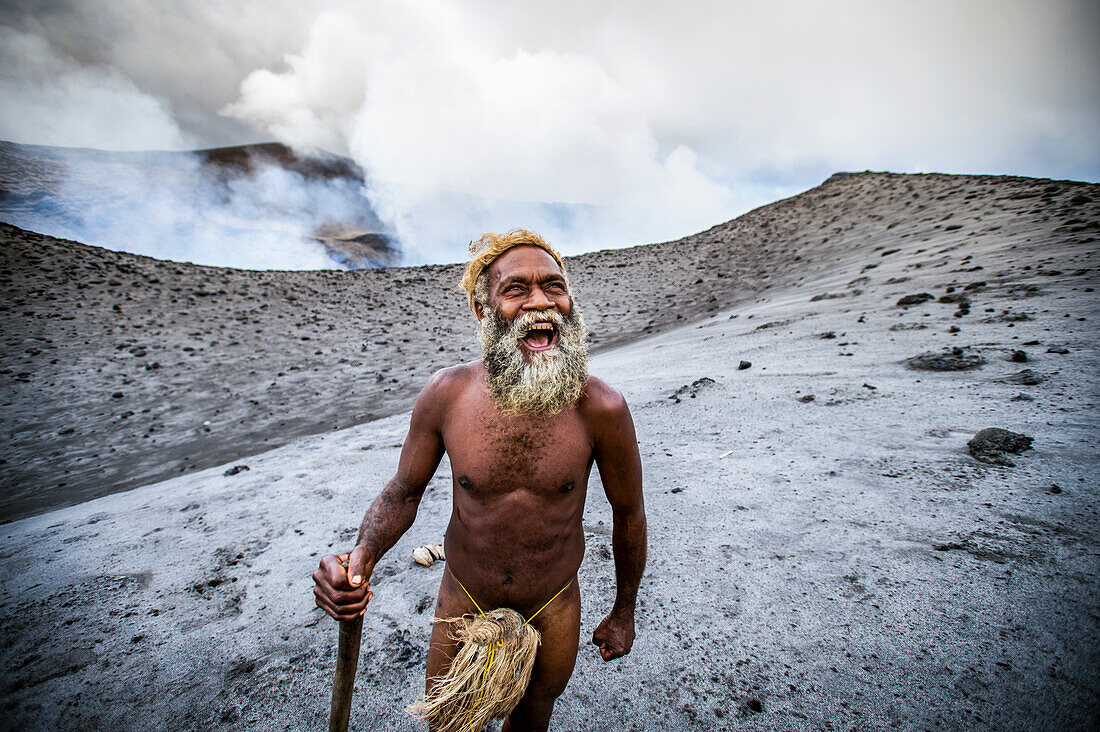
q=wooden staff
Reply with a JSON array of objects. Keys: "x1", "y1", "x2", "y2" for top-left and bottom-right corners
[{"x1": 328, "y1": 615, "x2": 364, "y2": 732}]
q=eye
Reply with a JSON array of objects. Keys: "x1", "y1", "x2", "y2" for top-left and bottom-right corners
[
  {"x1": 503, "y1": 284, "x2": 524, "y2": 294},
  {"x1": 545, "y1": 282, "x2": 566, "y2": 292}
]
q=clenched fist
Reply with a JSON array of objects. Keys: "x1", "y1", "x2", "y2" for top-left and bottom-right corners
[{"x1": 591, "y1": 608, "x2": 635, "y2": 661}]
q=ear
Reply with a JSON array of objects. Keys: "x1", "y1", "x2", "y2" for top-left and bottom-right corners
[{"x1": 473, "y1": 299, "x2": 485, "y2": 321}]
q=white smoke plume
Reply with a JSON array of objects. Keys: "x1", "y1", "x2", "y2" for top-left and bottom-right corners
[
  {"x1": 0, "y1": 26, "x2": 188, "y2": 152},
  {"x1": 2, "y1": 1, "x2": 1098, "y2": 267},
  {"x1": 0, "y1": 142, "x2": 384, "y2": 270},
  {"x1": 224, "y1": 3, "x2": 766, "y2": 263}
]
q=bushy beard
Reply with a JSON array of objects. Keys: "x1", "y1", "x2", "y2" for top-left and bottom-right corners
[{"x1": 478, "y1": 306, "x2": 589, "y2": 415}]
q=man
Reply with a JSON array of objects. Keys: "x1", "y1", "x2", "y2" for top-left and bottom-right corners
[{"x1": 312, "y1": 229, "x2": 647, "y2": 731}]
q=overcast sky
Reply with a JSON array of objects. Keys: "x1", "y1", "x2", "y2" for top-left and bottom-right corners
[{"x1": 1, "y1": 0, "x2": 1097, "y2": 264}]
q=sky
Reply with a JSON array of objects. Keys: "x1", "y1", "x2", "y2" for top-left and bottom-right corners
[{"x1": 1, "y1": 0, "x2": 1098, "y2": 267}]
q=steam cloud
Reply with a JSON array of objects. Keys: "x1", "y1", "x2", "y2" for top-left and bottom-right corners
[
  {"x1": 0, "y1": 26, "x2": 188, "y2": 152},
  {"x1": 222, "y1": 4, "x2": 779, "y2": 263},
  {"x1": 0, "y1": 144, "x2": 382, "y2": 270},
  {"x1": 1, "y1": 1, "x2": 1098, "y2": 268}
]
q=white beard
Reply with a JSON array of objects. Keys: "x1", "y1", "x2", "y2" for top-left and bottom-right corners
[{"x1": 478, "y1": 306, "x2": 589, "y2": 415}]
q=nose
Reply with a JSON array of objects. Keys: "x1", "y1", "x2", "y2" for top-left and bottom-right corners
[{"x1": 522, "y1": 286, "x2": 554, "y2": 311}]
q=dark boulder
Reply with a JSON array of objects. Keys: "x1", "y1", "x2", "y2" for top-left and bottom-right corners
[
  {"x1": 897, "y1": 293, "x2": 934, "y2": 307},
  {"x1": 906, "y1": 346, "x2": 985, "y2": 371},
  {"x1": 968, "y1": 428, "x2": 1034, "y2": 466},
  {"x1": 1005, "y1": 369, "x2": 1044, "y2": 385}
]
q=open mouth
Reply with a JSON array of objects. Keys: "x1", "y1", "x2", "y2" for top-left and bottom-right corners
[{"x1": 519, "y1": 320, "x2": 558, "y2": 352}]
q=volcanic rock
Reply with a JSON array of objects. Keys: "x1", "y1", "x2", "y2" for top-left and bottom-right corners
[
  {"x1": 1005, "y1": 369, "x2": 1045, "y2": 385},
  {"x1": 906, "y1": 346, "x2": 985, "y2": 371},
  {"x1": 897, "y1": 293, "x2": 934, "y2": 307},
  {"x1": 967, "y1": 428, "x2": 1034, "y2": 466},
  {"x1": 669, "y1": 377, "x2": 716, "y2": 403}
]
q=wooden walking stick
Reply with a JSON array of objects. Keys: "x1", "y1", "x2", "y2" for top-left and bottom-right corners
[{"x1": 328, "y1": 616, "x2": 364, "y2": 732}]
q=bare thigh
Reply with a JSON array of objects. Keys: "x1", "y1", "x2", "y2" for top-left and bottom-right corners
[
  {"x1": 517, "y1": 580, "x2": 581, "y2": 702},
  {"x1": 425, "y1": 567, "x2": 478, "y2": 690}
]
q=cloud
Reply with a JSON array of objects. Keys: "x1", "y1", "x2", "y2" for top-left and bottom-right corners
[
  {"x1": 0, "y1": 26, "x2": 187, "y2": 150},
  {"x1": 2, "y1": 0, "x2": 1097, "y2": 265},
  {"x1": 0, "y1": 144, "x2": 379, "y2": 270},
  {"x1": 226, "y1": 2, "x2": 773, "y2": 263}
]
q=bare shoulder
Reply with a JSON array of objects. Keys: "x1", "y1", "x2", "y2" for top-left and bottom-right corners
[
  {"x1": 579, "y1": 375, "x2": 631, "y2": 424},
  {"x1": 580, "y1": 376, "x2": 639, "y2": 461},
  {"x1": 421, "y1": 360, "x2": 480, "y2": 396},
  {"x1": 413, "y1": 361, "x2": 481, "y2": 419}
]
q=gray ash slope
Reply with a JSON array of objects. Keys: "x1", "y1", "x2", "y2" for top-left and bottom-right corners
[{"x1": 1, "y1": 171, "x2": 1098, "y2": 520}]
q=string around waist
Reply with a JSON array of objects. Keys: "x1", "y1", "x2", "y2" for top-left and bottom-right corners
[{"x1": 452, "y1": 573, "x2": 573, "y2": 626}]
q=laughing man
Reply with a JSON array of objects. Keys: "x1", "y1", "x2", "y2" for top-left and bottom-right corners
[{"x1": 313, "y1": 229, "x2": 647, "y2": 731}]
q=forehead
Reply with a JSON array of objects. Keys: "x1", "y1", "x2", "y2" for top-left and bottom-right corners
[{"x1": 486, "y1": 245, "x2": 564, "y2": 285}]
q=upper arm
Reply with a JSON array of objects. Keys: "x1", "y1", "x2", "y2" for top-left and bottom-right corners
[
  {"x1": 588, "y1": 380, "x2": 644, "y2": 514},
  {"x1": 391, "y1": 368, "x2": 452, "y2": 495}
]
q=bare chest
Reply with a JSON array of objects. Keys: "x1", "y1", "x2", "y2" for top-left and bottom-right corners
[{"x1": 443, "y1": 398, "x2": 593, "y2": 498}]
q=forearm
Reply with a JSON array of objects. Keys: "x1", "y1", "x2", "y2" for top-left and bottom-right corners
[
  {"x1": 354, "y1": 478, "x2": 423, "y2": 567},
  {"x1": 610, "y1": 505, "x2": 647, "y2": 614}
]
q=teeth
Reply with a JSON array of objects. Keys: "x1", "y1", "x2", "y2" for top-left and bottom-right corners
[{"x1": 527, "y1": 322, "x2": 554, "y2": 331}]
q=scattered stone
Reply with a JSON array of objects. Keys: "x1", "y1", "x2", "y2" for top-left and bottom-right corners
[
  {"x1": 738, "y1": 360, "x2": 751, "y2": 370},
  {"x1": 984, "y1": 310, "x2": 1031, "y2": 323},
  {"x1": 897, "y1": 293, "x2": 934, "y2": 307},
  {"x1": 1047, "y1": 346, "x2": 1069, "y2": 354},
  {"x1": 890, "y1": 323, "x2": 928, "y2": 331},
  {"x1": 1011, "y1": 393, "x2": 1034, "y2": 402},
  {"x1": 862, "y1": 383, "x2": 877, "y2": 390},
  {"x1": 669, "y1": 377, "x2": 716, "y2": 403},
  {"x1": 1005, "y1": 369, "x2": 1044, "y2": 385},
  {"x1": 963, "y1": 281, "x2": 987, "y2": 291},
  {"x1": 111, "y1": 391, "x2": 124, "y2": 399},
  {"x1": 967, "y1": 428, "x2": 1034, "y2": 466},
  {"x1": 670, "y1": 487, "x2": 683, "y2": 494},
  {"x1": 810, "y1": 292, "x2": 846, "y2": 301},
  {"x1": 746, "y1": 698, "x2": 764, "y2": 713},
  {"x1": 753, "y1": 319, "x2": 792, "y2": 331},
  {"x1": 224, "y1": 465, "x2": 250, "y2": 476},
  {"x1": 948, "y1": 326, "x2": 960, "y2": 333},
  {"x1": 799, "y1": 394, "x2": 816, "y2": 403},
  {"x1": 819, "y1": 331, "x2": 837, "y2": 339},
  {"x1": 1049, "y1": 485, "x2": 1062, "y2": 495},
  {"x1": 939, "y1": 293, "x2": 970, "y2": 304},
  {"x1": 1009, "y1": 350, "x2": 1028, "y2": 363},
  {"x1": 906, "y1": 346, "x2": 985, "y2": 371}
]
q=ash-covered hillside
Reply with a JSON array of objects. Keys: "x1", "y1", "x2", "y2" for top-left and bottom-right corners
[{"x1": 1, "y1": 171, "x2": 1097, "y2": 520}]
